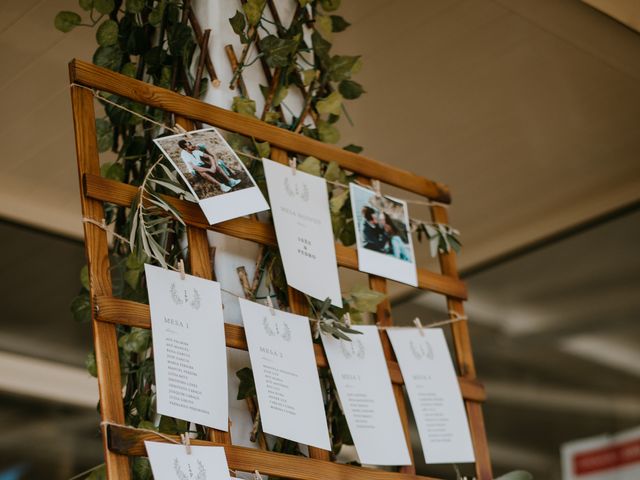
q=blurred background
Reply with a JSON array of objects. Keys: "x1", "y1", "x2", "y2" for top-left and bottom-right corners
[{"x1": 0, "y1": 0, "x2": 639, "y2": 479}]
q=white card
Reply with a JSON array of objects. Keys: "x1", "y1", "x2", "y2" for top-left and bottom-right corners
[
  {"x1": 262, "y1": 158, "x2": 342, "y2": 307},
  {"x1": 239, "y1": 298, "x2": 331, "y2": 450},
  {"x1": 145, "y1": 264, "x2": 228, "y2": 430},
  {"x1": 349, "y1": 183, "x2": 418, "y2": 286},
  {"x1": 321, "y1": 326, "x2": 412, "y2": 465},
  {"x1": 145, "y1": 441, "x2": 231, "y2": 480},
  {"x1": 153, "y1": 128, "x2": 269, "y2": 225},
  {"x1": 387, "y1": 328, "x2": 475, "y2": 464}
]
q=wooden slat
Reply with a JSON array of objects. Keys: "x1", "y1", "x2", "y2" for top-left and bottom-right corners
[
  {"x1": 369, "y1": 274, "x2": 416, "y2": 474},
  {"x1": 70, "y1": 85, "x2": 131, "y2": 479},
  {"x1": 106, "y1": 424, "x2": 441, "y2": 480},
  {"x1": 431, "y1": 205, "x2": 492, "y2": 480},
  {"x1": 83, "y1": 174, "x2": 468, "y2": 300},
  {"x1": 94, "y1": 296, "x2": 486, "y2": 403},
  {"x1": 69, "y1": 59, "x2": 451, "y2": 203}
]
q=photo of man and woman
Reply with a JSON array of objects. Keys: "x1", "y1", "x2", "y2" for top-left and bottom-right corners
[
  {"x1": 153, "y1": 127, "x2": 269, "y2": 225},
  {"x1": 350, "y1": 183, "x2": 418, "y2": 286}
]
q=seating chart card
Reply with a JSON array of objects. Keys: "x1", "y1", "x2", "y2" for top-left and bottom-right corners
[
  {"x1": 145, "y1": 441, "x2": 231, "y2": 480},
  {"x1": 153, "y1": 127, "x2": 269, "y2": 225},
  {"x1": 262, "y1": 158, "x2": 342, "y2": 307},
  {"x1": 145, "y1": 264, "x2": 228, "y2": 430},
  {"x1": 321, "y1": 325, "x2": 412, "y2": 465},
  {"x1": 239, "y1": 298, "x2": 331, "y2": 450},
  {"x1": 387, "y1": 328, "x2": 475, "y2": 464}
]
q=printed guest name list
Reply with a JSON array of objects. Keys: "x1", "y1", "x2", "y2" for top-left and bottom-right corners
[{"x1": 145, "y1": 264, "x2": 228, "y2": 430}]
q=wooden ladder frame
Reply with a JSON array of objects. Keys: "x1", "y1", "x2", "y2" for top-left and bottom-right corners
[{"x1": 69, "y1": 58, "x2": 492, "y2": 480}]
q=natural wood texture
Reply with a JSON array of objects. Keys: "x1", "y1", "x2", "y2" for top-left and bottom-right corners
[
  {"x1": 369, "y1": 274, "x2": 416, "y2": 474},
  {"x1": 83, "y1": 174, "x2": 468, "y2": 300},
  {"x1": 94, "y1": 296, "x2": 487, "y2": 402},
  {"x1": 70, "y1": 61, "x2": 492, "y2": 480},
  {"x1": 431, "y1": 205, "x2": 492, "y2": 479},
  {"x1": 70, "y1": 85, "x2": 131, "y2": 479},
  {"x1": 69, "y1": 59, "x2": 450, "y2": 202},
  {"x1": 106, "y1": 424, "x2": 438, "y2": 480}
]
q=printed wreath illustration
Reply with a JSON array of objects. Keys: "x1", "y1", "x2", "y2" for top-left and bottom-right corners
[
  {"x1": 169, "y1": 283, "x2": 202, "y2": 310},
  {"x1": 262, "y1": 316, "x2": 292, "y2": 342},
  {"x1": 340, "y1": 338, "x2": 366, "y2": 360},
  {"x1": 410, "y1": 339, "x2": 434, "y2": 360},
  {"x1": 173, "y1": 458, "x2": 206, "y2": 480},
  {"x1": 283, "y1": 177, "x2": 310, "y2": 202}
]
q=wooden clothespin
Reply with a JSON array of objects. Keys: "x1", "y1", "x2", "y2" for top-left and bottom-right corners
[
  {"x1": 371, "y1": 179, "x2": 382, "y2": 197},
  {"x1": 344, "y1": 312, "x2": 352, "y2": 327},
  {"x1": 254, "y1": 470, "x2": 263, "y2": 480},
  {"x1": 180, "y1": 432, "x2": 192, "y2": 455},
  {"x1": 266, "y1": 295, "x2": 276, "y2": 316},
  {"x1": 177, "y1": 259, "x2": 186, "y2": 280},
  {"x1": 289, "y1": 157, "x2": 297, "y2": 175},
  {"x1": 413, "y1": 317, "x2": 425, "y2": 336}
]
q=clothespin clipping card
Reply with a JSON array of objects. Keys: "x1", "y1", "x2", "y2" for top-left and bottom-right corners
[
  {"x1": 180, "y1": 433, "x2": 191, "y2": 455},
  {"x1": 266, "y1": 295, "x2": 276, "y2": 316},
  {"x1": 289, "y1": 157, "x2": 297, "y2": 175},
  {"x1": 413, "y1": 317, "x2": 425, "y2": 337},
  {"x1": 371, "y1": 179, "x2": 382, "y2": 197},
  {"x1": 177, "y1": 259, "x2": 186, "y2": 280},
  {"x1": 254, "y1": 470, "x2": 263, "y2": 480}
]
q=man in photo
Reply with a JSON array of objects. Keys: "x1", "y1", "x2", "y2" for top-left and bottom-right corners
[
  {"x1": 361, "y1": 206, "x2": 388, "y2": 252},
  {"x1": 178, "y1": 139, "x2": 241, "y2": 193}
]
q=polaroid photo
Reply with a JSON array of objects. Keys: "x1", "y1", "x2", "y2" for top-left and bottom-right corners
[
  {"x1": 153, "y1": 127, "x2": 269, "y2": 224},
  {"x1": 349, "y1": 183, "x2": 418, "y2": 286}
]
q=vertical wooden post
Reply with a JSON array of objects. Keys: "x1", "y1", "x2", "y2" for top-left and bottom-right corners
[
  {"x1": 369, "y1": 274, "x2": 417, "y2": 474},
  {"x1": 431, "y1": 205, "x2": 493, "y2": 480},
  {"x1": 70, "y1": 85, "x2": 131, "y2": 479}
]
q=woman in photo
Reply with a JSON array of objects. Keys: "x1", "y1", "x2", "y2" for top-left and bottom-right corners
[
  {"x1": 382, "y1": 213, "x2": 411, "y2": 261},
  {"x1": 178, "y1": 139, "x2": 241, "y2": 192}
]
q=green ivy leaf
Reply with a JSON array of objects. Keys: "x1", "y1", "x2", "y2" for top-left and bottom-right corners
[
  {"x1": 100, "y1": 162, "x2": 125, "y2": 182},
  {"x1": 320, "y1": 0, "x2": 341, "y2": 11},
  {"x1": 328, "y1": 55, "x2": 361, "y2": 82},
  {"x1": 242, "y1": 0, "x2": 266, "y2": 26},
  {"x1": 311, "y1": 31, "x2": 331, "y2": 66},
  {"x1": 54, "y1": 11, "x2": 82, "y2": 33},
  {"x1": 343, "y1": 144, "x2": 363, "y2": 154},
  {"x1": 158, "y1": 415, "x2": 178, "y2": 434},
  {"x1": 298, "y1": 156, "x2": 322, "y2": 176},
  {"x1": 96, "y1": 19, "x2": 118, "y2": 46},
  {"x1": 229, "y1": 10, "x2": 246, "y2": 36},
  {"x1": 132, "y1": 457, "x2": 152, "y2": 480},
  {"x1": 339, "y1": 218, "x2": 356, "y2": 245},
  {"x1": 137, "y1": 420, "x2": 157, "y2": 431},
  {"x1": 259, "y1": 35, "x2": 297, "y2": 68},
  {"x1": 236, "y1": 367, "x2": 256, "y2": 399},
  {"x1": 272, "y1": 85, "x2": 289, "y2": 107},
  {"x1": 324, "y1": 161, "x2": 347, "y2": 183},
  {"x1": 348, "y1": 284, "x2": 386, "y2": 313},
  {"x1": 317, "y1": 119, "x2": 340, "y2": 144},
  {"x1": 339, "y1": 79, "x2": 364, "y2": 100},
  {"x1": 86, "y1": 351, "x2": 98, "y2": 377},
  {"x1": 79, "y1": 0, "x2": 94, "y2": 11},
  {"x1": 125, "y1": 0, "x2": 145, "y2": 13},
  {"x1": 301, "y1": 69, "x2": 316, "y2": 86},
  {"x1": 232, "y1": 96, "x2": 256, "y2": 117},
  {"x1": 316, "y1": 91, "x2": 343, "y2": 116},
  {"x1": 80, "y1": 264, "x2": 90, "y2": 290},
  {"x1": 168, "y1": 23, "x2": 193, "y2": 57},
  {"x1": 120, "y1": 62, "x2": 137, "y2": 77},
  {"x1": 256, "y1": 141, "x2": 271, "y2": 158},
  {"x1": 148, "y1": 1, "x2": 165, "y2": 26},
  {"x1": 94, "y1": 0, "x2": 115, "y2": 14},
  {"x1": 330, "y1": 15, "x2": 350, "y2": 32},
  {"x1": 118, "y1": 328, "x2": 151, "y2": 354},
  {"x1": 71, "y1": 293, "x2": 92, "y2": 323},
  {"x1": 315, "y1": 14, "x2": 333, "y2": 39},
  {"x1": 95, "y1": 118, "x2": 113, "y2": 152},
  {"x1": 330, "y1": 189, "x2": 349, "y2": 214},
  {"x1": 127, "y1": 25, "x2": 150, "y2": 55},
  {"x1": 124, "y1": 268, "x2": 141, "y2": 289},
  {"x1": 264, "y1": 111, "x2": 280, "y2": 124},
  {"x1": 93, "y1": 45, "x2": 122, "y2": 71}
]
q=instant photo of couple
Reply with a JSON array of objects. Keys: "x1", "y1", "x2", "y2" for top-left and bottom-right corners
[
  {"x1": 153, "y1": 127, "x2": 269, "y2": 225},
  {"x1": 350, "y1": 183, "x2": 418, "y2": 286}
]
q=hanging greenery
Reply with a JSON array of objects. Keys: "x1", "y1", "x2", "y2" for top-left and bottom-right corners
[{"x1": 56, "y1": 1, "x2": 465, "y2": 478}]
